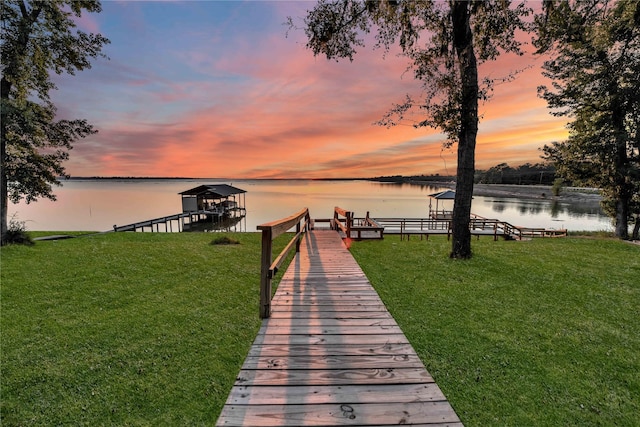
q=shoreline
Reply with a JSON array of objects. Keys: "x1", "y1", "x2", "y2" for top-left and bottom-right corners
[{"x1": 413, "y1": 181, "x2": 602, "y2": 204}]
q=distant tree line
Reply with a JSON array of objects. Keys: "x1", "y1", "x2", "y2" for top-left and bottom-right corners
[
  {"x1": 474, "y1": 163, "x2": 556, "y2": 185},
  {"x1": 372, "y1": 163, "x2": 558, "y2": 185},
  {"x1": 371, "y1": 174, "x2": 455, "y2": 183}
]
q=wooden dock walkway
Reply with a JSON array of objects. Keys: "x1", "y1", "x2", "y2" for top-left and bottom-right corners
[{"x1": 216, "y1": 230, "x2": 462, "y2": 426}]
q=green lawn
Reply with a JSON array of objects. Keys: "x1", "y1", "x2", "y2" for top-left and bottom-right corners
[
  {"x1": 2, "y1": 233, "x2": 638, "y2": 425},
  {"x1": 350, "y1": 236, "x2": 640, "y2": 426},
  {"x1": 1, "y1": 232, "x2": 290, "y2": 426}
]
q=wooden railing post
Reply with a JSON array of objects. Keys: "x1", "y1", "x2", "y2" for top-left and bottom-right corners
[
  {"x1": 257, "y1": 207, "x2": 310, "y2": 319},
  {"x1": 259, "y1": 227, "x2": 273, "y2": 319}
]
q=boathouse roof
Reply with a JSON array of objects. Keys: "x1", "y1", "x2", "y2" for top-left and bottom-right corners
[
  {"x1": 428, "y1": 189, "x2": 456, "y2": 200},
  {"x1": 179, "y1": 184, "x2": 246, "y2": 198}
]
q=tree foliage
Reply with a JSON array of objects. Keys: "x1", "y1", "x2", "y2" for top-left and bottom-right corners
[
  {"x1": 475, "y1": 162, "x2": 556, "y2": 185},
  {"x1": 1, "y1": 0, "x2": 108, "y2": 245},
  {"x1": 536, "y1": 0, "x2": 640, "y2": 239},
  {"x1": 290, "y1": 0, "x2": 530, "y2": 258}
]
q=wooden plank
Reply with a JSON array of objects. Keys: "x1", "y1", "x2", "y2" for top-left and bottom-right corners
[
  {"x1": 273, "y1": 292, "x2": 381, "y2": 298},
  {"x1": 252, "y1": 333, "x2": 409, "y2": 346},
  {"x1": 271, "y1": 294, "x2": 383, "y2": 301},
  {"x1": 241, "y1": 354, "x2": 425, "y2": 370},
  {"x1": 269, "y1": 305, "x2": 390, "y2": 313},
  {"x1": 275, "y1": 285, "x2": 374, "y2": 291},
  {"x1": 235, "y1": 367, "x2": 433, "y2": 386},
  {"x1": 257, "y1": 207, "x2": 308, "y2": 238},
  {"x1": 247, "y1": 343, "x2": 418, "y2": 358},
  {"x1": 217, "y1": 401, "x2": 459, "y2": 426},
  {"x1": 275, "y1": 287, "x2": 377, "y2": 293},
  {"x1": 271, "y1": 293, "x2": 383, "y2": 300},
  {"x1": 260, "y1": 318, "x2": 400, "y2": 328},
  {"x1": 225, "y1": 383, "x2": 447, "y2": 405},
  {"x1": 266, "y1": 311, "x2": 394, "y2": 320},
  {"x1": 258, "y1": 324, "x2": 403, "y2": 335},
  {"x1": 276, "y1": 280, "x2": 375, "y2": 286},
  {"x1": 276, "y1": 285, "x2": 374, "y2": 291},
  {"x1": 275, "y1": 282, "x2": 375, "y2": 288},
  {"x1": 270, "y1": 299, "x2": 386, "y2": 307},
  {"x1": 281, "y1": 276, "x2": 370, "y2": 281},
  {"x1": 268, "y1": 299, "x2": 386, "y2": 307},
  {"x1": 270, "y1": 297, "x2": 384, "y2": 304}
]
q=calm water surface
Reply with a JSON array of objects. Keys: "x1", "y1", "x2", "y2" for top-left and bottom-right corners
[{"x1": 9, "y1": 179, "x2": 612, "y2": 232}]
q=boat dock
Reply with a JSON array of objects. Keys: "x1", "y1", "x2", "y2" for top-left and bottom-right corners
[
  {"x1": 112, "y1": 209, "x2": 245, "y2": 233},
  {"x1": 327, "y1": 207, "x2": 567, "y2": 240},
  {"x1": 113, "y1": 184, "x2": 247, "y2": 232},
  {"x1": 372, "y1": 216, "x2": 568, "y2": 240},
  {"x1": 216, "y1": 210, "x2": 461, "y2": 426}
]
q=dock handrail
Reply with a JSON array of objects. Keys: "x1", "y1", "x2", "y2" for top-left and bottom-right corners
[
  {"x1": 374, "y1": 216, "x2": 566, "y2": 240},
  {"x1": 351, "y1": 211, "x2": 384, "y2": 239},
  {"x1": 333, "y1": 207, "x2": 384, "y2": 239},
  {"x1": 257, "y1": 207, "x2": 311, "y2": 319},
  {"x1": 332, "y1": 206, "x2": 352, "y2": 236}
]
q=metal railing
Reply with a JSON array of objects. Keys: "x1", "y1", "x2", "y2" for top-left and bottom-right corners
[{"x1": 256, "y1": 208, "x2": 311, "y2": 319}]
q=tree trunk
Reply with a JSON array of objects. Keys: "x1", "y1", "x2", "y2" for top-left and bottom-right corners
[
  {"x1": 632, "y1": 215, "x2": 640, "y2": 240},
  {"x1": 614, "y1": 197, "x2": 630, "y2": 239},
  {"x1": 612, "y1": 97, "x2": 630, "y2": 240},
  {"x1": 1, "y1": 77, "x2": 10, "y2": 246},
  {"x1": 450, "y1": 1, "x2": 478, "y2": 259},
  {"x1": 1, "y1": 142, "x2": 7, "y2": 246}
]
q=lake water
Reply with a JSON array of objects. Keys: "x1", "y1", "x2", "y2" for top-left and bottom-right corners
[{"x1": 8, "y1": 179, "x2": 612, "y2": 232}]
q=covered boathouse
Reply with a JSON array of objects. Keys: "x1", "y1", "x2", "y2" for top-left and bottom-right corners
[
  {"x1": 179, "y1": 184, "x2": 246, "y2": 230},
  {"x1": 428, "y1": 189, "x2": 456, "y2": 220}
]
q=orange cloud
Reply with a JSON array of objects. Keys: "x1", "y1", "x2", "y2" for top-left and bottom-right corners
[{"x1": 63, "y1": 2, "x2": 569, "y2": 179}]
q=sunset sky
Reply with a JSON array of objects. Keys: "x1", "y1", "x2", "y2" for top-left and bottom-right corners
[{"x1": 54, "y1": 0, "x2": 570, "y2": 179}]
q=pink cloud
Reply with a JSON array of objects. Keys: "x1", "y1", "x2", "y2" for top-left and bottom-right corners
[{"x1": 63, "y1": 2, "x2": 569, "y2": 179}]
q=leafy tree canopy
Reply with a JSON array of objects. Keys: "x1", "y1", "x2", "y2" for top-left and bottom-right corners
[
  {"x1": 536, "y1": 0, "x2": 640, "y2": 239},
  {"x1": 1, "y1": 0, "x2": 109, "y2": 244}
]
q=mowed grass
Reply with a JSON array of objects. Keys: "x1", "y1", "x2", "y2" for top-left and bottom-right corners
[
  {"x1": 2, "y1": 232, "x2": 639, "y2": 426},
  {"x1": 1, "y1": 232, "x2": 293, "y2": 426},
  {"x1": 350, "y1": 236, "x2": 640, "y2": 426}
]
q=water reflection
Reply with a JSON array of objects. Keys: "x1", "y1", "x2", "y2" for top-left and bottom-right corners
[
  {"x1": 475, "y1": 195, "x2": 610, "y2": 231},
  {"x1": 183, "y1": 215, "x2": 246, "y2": 232},
  {"x1": 9, "y1": 179, "x2": 613, "y2": 232},
  {"x1": 487, "y1": 197, "x2": 605, "y2": 219}
]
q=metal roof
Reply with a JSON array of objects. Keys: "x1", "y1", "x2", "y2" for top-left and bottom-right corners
[
  {"x1": 179, "y1": 184, "x2": 246, "y2": 198},
  {"x1": 428, "y1": 189, "x2": 456, "y2": 199}
]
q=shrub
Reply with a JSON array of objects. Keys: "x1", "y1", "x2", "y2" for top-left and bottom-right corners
[
  {"x1": 552, "y1": 178, "x2": 564, "y2": 196},
  {"x1": 4, "y1": 215, "x2": 33, "y2": 246}
]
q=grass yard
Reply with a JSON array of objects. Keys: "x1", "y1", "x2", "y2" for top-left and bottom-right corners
[
  {"x1": 2, "y1": 232, "x2": 638, "y2": 425},
  {"x1": 1, "y1": 232, "x2": 292, "y2": 426},
  {"x1": 350, "y1": 236, "x2": 640, "y2": 426}
]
